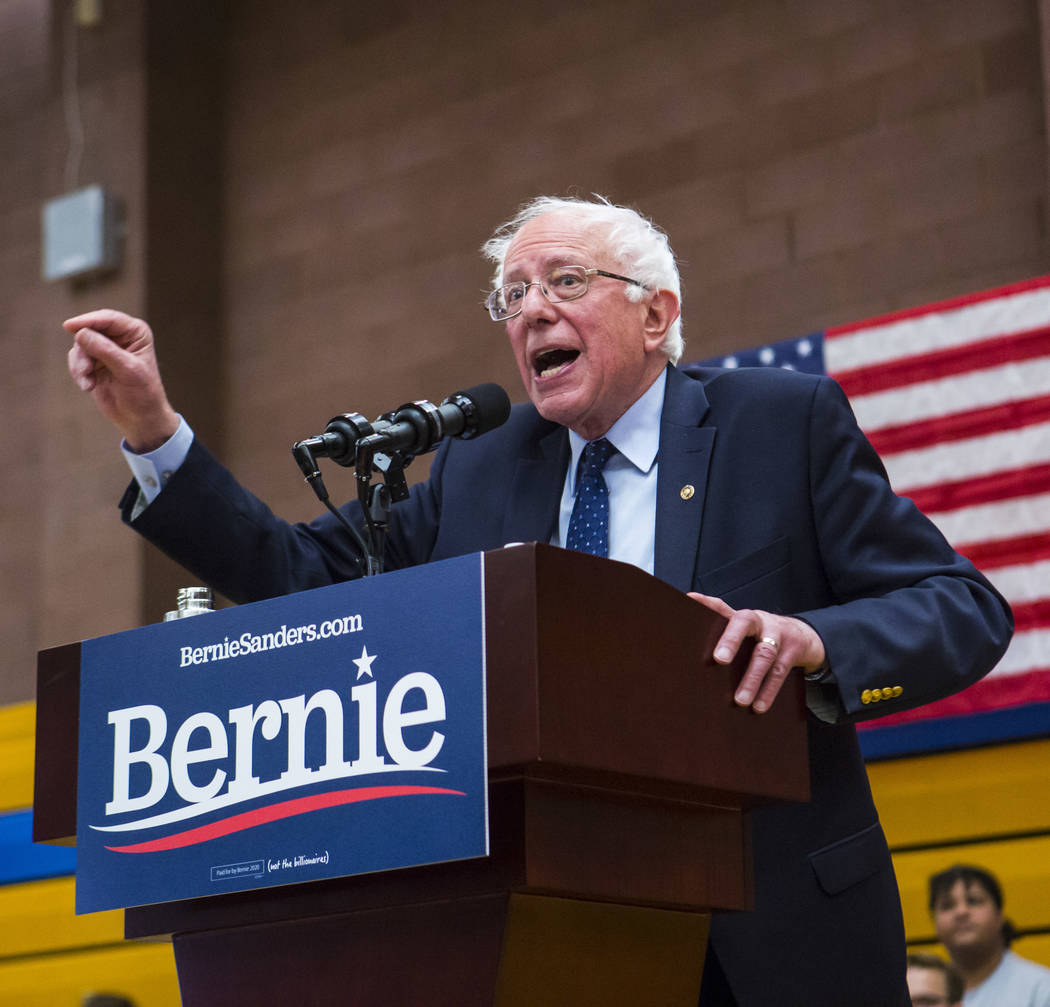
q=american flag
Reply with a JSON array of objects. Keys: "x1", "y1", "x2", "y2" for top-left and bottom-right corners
[{"x1": 686, "y1": 276, "x2": 1050, "y2": 756}]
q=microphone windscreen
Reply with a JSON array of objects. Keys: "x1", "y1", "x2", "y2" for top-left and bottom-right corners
[{"x1": 455, "y1": 383, "x2": 511, "y2": 435}]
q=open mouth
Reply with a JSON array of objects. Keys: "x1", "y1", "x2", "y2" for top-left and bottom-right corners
[{"x1": 533, "y1": 347, "x2": 579, "y2": 378}]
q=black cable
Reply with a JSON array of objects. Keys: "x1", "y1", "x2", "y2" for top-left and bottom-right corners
[{"x1": 320, "y1": 496, "x2": 369, "y2": 576}]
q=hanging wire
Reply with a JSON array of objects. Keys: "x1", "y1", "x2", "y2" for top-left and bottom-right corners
[{"x1": 62, "y1": 1, "x2": 85, "y2": 191}]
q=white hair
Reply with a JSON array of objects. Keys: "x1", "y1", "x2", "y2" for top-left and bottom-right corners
[{"x1": 481, "y1": 195, "x2": 684, "y2": 363}]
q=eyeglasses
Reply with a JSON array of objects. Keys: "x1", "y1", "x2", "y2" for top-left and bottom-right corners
[{"x1": 484, "y1": 265, "x2": 648, "y2": 321}]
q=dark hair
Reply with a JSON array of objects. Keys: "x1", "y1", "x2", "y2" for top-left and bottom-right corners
[
  {"x1": 907, "y1": 952, "x2": 965, "y2": 1003},
  {"x1": 928, "y1": 864, "x2": 1016, "y2": 946}
]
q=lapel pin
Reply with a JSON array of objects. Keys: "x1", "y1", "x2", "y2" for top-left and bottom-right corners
[{"x1": 680, "y1": 484, "x2": 695, "y2": 500}]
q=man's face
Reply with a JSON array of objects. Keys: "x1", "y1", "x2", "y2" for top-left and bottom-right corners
[
  {"x1": 501, "y1": 212, "x2": 669, "y2": 440},
  {"x1": 907, "y1": 965, "x2": 957, "y2": 1006},
  {"x1": 932, "y1": 878, "x2": 1003, "y2": 958}
]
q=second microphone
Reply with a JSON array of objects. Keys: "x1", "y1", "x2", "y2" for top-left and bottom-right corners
[{"x1": 298, "y1": 382, "x2": 511, "y2": 469}]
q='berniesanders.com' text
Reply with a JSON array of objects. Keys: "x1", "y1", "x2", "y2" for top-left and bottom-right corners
[{"x1": 179, "y1": 613, "x2": 364, "y2": 668}]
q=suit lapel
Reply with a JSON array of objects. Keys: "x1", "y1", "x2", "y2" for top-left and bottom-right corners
[
  {"x1": 655, "y1": 367, "x2": 715, "y2": 592},
  {"x1": 503, "y1": 424, "x2": 569, "y2": 546}
]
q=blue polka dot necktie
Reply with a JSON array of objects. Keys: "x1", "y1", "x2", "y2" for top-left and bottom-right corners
[{"x1": 566, "y1": 438, "x2": 617, "y2": 558}]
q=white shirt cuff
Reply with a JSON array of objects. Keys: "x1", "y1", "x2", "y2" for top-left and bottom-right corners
[{"x1": 121, "y1": 415, "x2": 194, "y2": 506}]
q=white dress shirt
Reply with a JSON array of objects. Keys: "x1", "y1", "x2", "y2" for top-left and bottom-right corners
[{"x1": 551, "y1": 370, "x2": 665, "y2": 574}]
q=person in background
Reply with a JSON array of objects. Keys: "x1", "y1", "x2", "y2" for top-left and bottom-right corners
[
  {"x1": 930, "y1": 863, "x2": 1050, "y2": 1006},
  {"x1": 907, "y1": 951, "x2": 964, "y2": 1007}
]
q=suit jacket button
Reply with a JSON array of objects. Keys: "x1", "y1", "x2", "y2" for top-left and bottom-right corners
[
  {"x1": 893, "y1": 686, "x2": 903, "y2": 697},
  {"x1": 861, "y1": 690, "x2": 872, "y2": 704},
  {"x1": 871, "y1": 688, "x2": 883, "y2": 702}
]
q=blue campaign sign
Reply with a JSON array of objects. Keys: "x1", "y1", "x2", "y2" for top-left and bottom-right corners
[{"x1": 75, "y1": 553, "x2": 488, "y2": 914}]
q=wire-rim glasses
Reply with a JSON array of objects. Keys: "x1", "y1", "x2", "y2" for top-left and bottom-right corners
[{"x1": 484, "y1": 265, "x2": 648, "y2": 321}]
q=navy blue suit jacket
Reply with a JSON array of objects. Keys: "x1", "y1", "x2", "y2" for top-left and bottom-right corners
[{"x1": 125, "y1": 364, "x2": 1012, "y2": 1005}]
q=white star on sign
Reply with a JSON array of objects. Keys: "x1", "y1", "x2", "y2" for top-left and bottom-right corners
[{"x1": 353, "y1": 645, "x2": 377, "y2": 680}]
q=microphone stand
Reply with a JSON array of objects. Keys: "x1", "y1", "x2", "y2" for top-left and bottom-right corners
[{"x1": 354, "y1": 431, "x2": 413, "y2": 577}]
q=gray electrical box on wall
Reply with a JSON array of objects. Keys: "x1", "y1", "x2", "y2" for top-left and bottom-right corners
[{"x1": 41, "y1": 185, "x2": 122, "y2": 282}]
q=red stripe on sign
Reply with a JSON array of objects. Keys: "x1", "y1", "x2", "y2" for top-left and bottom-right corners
[
  {"x1": 104, "y1": 784, "x2": 465, "y2": 853},
  {"x1": 959, "y1": 533, "x2": 1050, "y2": 570},
  {"x1": 856, "y1": 668, "x2": 1050, "y2": 729},
  {"x1": 826, "y1": 274, "x2": 1050, "y2": 338},
  {"x1": 867, "y1": 394, "x2": 1050, "y2": 456},
  {"x1": 830, "y1": 327, "x2": 1050, "y2": 397},
  {"x1": 906, "y1": 462, "x2": 1050, "y2": 515}
]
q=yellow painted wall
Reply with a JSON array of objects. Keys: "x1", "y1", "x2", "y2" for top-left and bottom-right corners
[
  {"x1": 0, "y1": 704, "x2": 180, "y2": 1007},
  {"x1": 0, "y1": 702, "x2": 35, "y2": 811},
  {"x1": 867, "y1": 736, "x2": 1050, "y2": 967},
  {"x1": 8, "y1": 700, "x2": 1050, "y2": 1001}
]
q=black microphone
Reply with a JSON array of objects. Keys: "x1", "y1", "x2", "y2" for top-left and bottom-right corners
[
  {"x1": 294, "y1": 383, "x2": 511, "y2": 472},
  {"x1": 358, "y1": 382, "x2": 511, "y2": 460}
]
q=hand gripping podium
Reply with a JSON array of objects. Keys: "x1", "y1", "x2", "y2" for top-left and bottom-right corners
[{"x1": 34, "y1": 544, "x2": 808, "y2": 1006}]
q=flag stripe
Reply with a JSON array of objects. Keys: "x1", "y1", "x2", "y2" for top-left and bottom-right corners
[
  {"x1": 881, "y1": 421, "x2": 1050, "y2": 494},
  {"x1": 927, "y1": 492, "x2": 1050, "y2": 548},
  {"x1": 980, "y1": 558, "x2": 1050, "y2": 604},
  {"x1": 832, "y1": 326, "x2": 1050, "y2": 398},
  {"x1": 846, "y1": 357, "x2": 1050, "y2": 432},
  {"x1": 826, "y1": 275, "x2": 1050, "y2": 340},
  {"x1": 825, "y1": 278, "x2": 1050, "y2": 370},
  {"x1": 905, "y1": 462, "x2": 1050, "y2": 514},
  {"x1": 1012, "y1": 600, "x2": 1050, "y2": 634},
  {"x1": 988, "y1": 629, "x2": 1050, "y2": 677},
  {"x1": 866, "y1": 394, "x2": 1050, "y2": 456},
  {"x1": 961, "y1": 536, "x2": 1050, "y2": 573}
]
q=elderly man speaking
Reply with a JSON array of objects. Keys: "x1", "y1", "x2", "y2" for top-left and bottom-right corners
[{"x1": 66, "y1": 195, "x2": 1012, "y2": 1006}]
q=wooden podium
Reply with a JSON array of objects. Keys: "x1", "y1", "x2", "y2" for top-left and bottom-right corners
[{"x1": 34, "y1": 544, "x2": 809, "y2": 1006}]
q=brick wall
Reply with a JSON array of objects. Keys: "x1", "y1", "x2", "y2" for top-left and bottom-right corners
[
  {"x1": 0, "y1": 0, "x2": 148, "y2": 704},
  {"x1": 0, "y1": 0, "x2": 1046, "y2": 701},
  {"x1": 219, "y1": 0, "x2": 1049, "y2": 525}
]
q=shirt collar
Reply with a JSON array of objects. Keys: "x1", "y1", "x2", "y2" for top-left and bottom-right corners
[{"x1": 567, "y1": 369, "x2": 666, "y2": 493}]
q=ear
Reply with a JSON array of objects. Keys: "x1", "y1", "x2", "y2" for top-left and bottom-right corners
[{"x1": 641, "y1": 288, "x2": 681, "y2": 353}]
